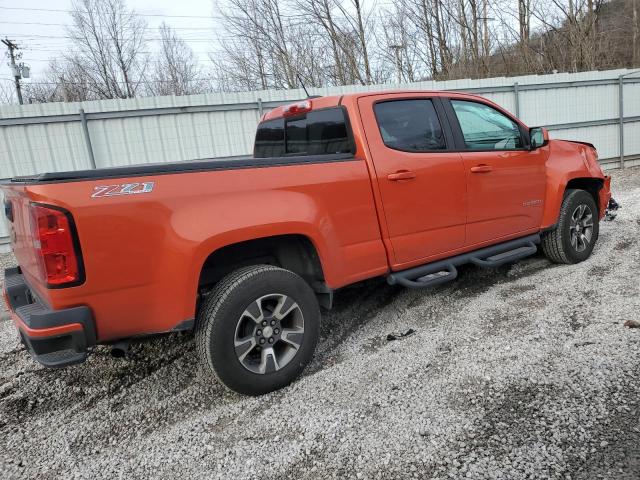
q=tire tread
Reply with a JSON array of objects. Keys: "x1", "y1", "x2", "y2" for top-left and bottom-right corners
[
  {"x1": 541, "y1": 189, "x2": 597, "y2": 264},
  {"x1": 194, "y1": 265, "x2": 315, "y2": 394}
]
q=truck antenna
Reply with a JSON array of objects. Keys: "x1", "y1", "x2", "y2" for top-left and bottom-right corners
[{"x1": 296, "y1": 73, "x2": 312, "y2": 98}]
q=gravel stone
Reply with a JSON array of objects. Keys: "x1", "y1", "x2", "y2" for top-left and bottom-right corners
[{"x1": 1, "y1": 167, "x2": 640, "y2": 479}]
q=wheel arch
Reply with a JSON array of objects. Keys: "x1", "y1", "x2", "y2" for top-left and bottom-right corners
[
  {"x1": 542, "y1": 175, "x2": 605, "y2": 229},
  {"x1": 196, "y1": 233, "x2": 332, "y2": 310},
  {"x1": 564, "y1": 177, "x2": 604, "y2": 213}
]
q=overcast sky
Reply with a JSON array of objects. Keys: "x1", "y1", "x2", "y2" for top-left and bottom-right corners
[{"x1": 0, "y1": 0, "x2": 223, "y2": 82}]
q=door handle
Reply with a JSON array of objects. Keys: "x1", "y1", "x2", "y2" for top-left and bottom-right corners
[
  {"x1": 470, "y1": 164, "x2": 493, "y2": 173},
  {"x1": 387, "y1": 170, "x2": 416, "y2": 181}
]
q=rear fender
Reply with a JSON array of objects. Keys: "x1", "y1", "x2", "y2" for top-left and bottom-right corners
[{"x1": 175, "y1": 190, "x2": 342, "y2": 317}]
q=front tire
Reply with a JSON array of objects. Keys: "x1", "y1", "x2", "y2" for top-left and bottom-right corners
[
  {"x1": 542, "y1": 189, "x2": 599, "y2": 264},
  {"x1": 195, "y1": 265, "x2": 320, "y2": 395}
]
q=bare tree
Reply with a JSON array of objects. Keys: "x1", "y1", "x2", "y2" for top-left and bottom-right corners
[
  {"x1": 0, "y1": 81, "x2": 16, "y2": 104},
  {"x1": 149, "y1": 24, "x2": 204, "y2": 96},
  {"x1": 65, "y1": 0, "x2": 149, "y2": 99},
  {"x1": 519, "y1": 0, "x2": 532, "y2": 44},
  {"x1": 328, "y1": 0, "x2": 376, "y2": 84},
  {"x1": 380, "y1": 2, "x2": 419, "y2": 82},
  {"x1": 296, "y1": 0, "x2": 356, "y2": 85},
  {"x1": 17, "y1": 59, "x2": 97, "y2": 104},
  {"x1": 216, "y1": 0, "x2": 299, "y2": 90},
  {"x1": 14, "y1": 0, "x2": 640, "y2": 101},
  {"x1": 633, "y1": 0, "x2": 639, "y2": 64}
]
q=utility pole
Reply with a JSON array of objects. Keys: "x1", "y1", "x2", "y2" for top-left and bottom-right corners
[
  {"x1": 482, "y1": 0, "x2": 489, "y2": 56},
  {"x1": 389, "y1": 44, "x2": 404, "y2": 84},
  {"x1": 633, "y1": 0, "x2": 639, "y2": 66},
  {"x1": 2, "y1": 38, "x2": 24, "y2": 105}
]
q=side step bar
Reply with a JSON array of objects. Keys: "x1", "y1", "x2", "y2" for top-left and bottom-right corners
[{"x1": 387, "y1": 234, "x2": 540, "y2": 289}]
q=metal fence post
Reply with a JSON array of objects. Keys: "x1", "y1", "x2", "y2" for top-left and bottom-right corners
[
  {"x1": 79, "y1": 108, "x2": 97, "y2": 169},
  {"x1": 619, "y1": 75, "x2": 625, "y2": 169},
  {"x1": 513, "y1": 82, "x2": 520, "y2": 118},
  {"x1": 257, "y1": 98, "x2": 263, "y2": 117}
]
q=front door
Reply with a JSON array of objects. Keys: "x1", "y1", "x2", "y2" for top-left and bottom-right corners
[
  {"x1": 444, "y1": 97, "x2": 547, "y2": 246},
  {"x1": 358, "y1": 94, "x2": 467, "y2": 266}
]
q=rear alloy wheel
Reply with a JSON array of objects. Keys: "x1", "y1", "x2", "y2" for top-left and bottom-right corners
[
  {"x1": 542, "y1": 189, "x2": 600, "y2": 264},
  {"x1": 195, "y1": 265, "x2": 320, "y2": 395},
  {"x1": 234, "y1": 293, "x2": 305, "y2": 375}
]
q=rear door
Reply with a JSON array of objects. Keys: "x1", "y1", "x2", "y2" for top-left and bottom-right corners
[
  {"x1": 358, "y1": 94, "x2": 467, "y2": 266},
  {"x1": 443, "y1": 97, "x2": 547, "y2": 246}
]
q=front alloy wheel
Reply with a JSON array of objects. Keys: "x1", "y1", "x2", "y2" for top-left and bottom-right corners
[
  {"x1": 542, "y1": 189, "x2": 600, "y2": 264},
  {"x1": 569, "y1": 204, "x2": 594, "y2": 253}
]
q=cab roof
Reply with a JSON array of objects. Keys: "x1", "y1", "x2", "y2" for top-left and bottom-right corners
[{"x1": 261, "y1": 89, "x2": 488, "y2": 122}]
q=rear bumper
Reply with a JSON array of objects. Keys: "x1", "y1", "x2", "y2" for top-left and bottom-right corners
[{"x1": 3, "y1": 267, "x2": 95, "y2": 368}]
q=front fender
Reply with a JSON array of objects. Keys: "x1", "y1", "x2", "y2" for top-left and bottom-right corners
[{"x1": 541, "y1": 140, "x2": 606, "y2": 229}]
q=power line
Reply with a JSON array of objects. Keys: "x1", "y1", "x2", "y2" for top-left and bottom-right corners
[
  {"x1": 0, "y1": 6, "x2": 222, "y2": 18},
  {"x1": 0, "y1": 76, "x2": 233, "y2": 85},
  {"x1": 0, "y1": 6, "x2": 306, "y2": 19},
  {"x1": 0, "y1": 21, "x2": 217, "y2": 31},
  {"x1": 3, "y1": 28, "x2": 310, "y2": 42},
  {"x1": 2, "y1": 34, "x2": 223, "y2": 42}
]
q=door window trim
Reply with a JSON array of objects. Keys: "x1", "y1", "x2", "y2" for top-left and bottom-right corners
[
  {"x1": 442, "y1": 98, "x2": 531, "y2": 152},
  {"x1": 371, "y1": 96, "x2": 456, "y2": 153}
]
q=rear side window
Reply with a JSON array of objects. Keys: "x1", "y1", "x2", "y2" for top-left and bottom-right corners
[
  {"x1": 374, "y1": 99, "x2": 446, "y2": 152},
  {"x1": 451, "y1": 100, "x2": 524, "y2": 150},
  {"x1": 254, "y1": 107, "x2": 352, "y2": 158}
]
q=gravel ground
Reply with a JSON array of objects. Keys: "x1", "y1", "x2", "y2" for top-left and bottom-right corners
[{"x1": 1, "y1": 167, "x2": 640, "y2": 480}]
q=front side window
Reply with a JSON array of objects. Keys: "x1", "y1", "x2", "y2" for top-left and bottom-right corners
[
  {"x1": 254, "y1": 107, "x2": 352, "y2": 158},
  {"x1": 374, "y1": 99, "x2": 446, "y2": 152},
  {"x1": 451, "y1": 100, "x2": 523, "y2": 150}
]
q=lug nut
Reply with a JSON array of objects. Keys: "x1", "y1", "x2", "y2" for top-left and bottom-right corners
[
  {"x1": 256, "y1": 329, "x2": 262, "y2": 336},
  {"x1": 259, "y1": 338, "x2": 266, "y2": 345},
  {"x1": 271, "y1": 320, "x2": 276, "y2": 326},
  {"x1": 262, "y1": 320, "x2": 268, "y2": 327},
  {"x1": 268, "y1": 338, "x2": 274, "y2": 344},
  {"x1": 274, "y1": 328, "x2": 280, "y2": 335}
]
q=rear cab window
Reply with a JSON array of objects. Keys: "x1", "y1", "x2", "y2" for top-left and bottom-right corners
[{"x1": 254, "y1": 107, "x2": 354, "y2": 158}]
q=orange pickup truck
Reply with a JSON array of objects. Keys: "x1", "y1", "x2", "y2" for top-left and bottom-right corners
[{"x1": 2, "y1": 91, "x2": 611, "y2": 395}]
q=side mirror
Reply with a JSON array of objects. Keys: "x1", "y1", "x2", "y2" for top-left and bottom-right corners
[{"x1": 529, "y1": 127, "x2": 549, "y2": 149}]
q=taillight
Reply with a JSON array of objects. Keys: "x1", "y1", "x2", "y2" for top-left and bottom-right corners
[
  {"x1": 283, "y1": 100, "x2": 312, "y2": 117},
  {"x1": 30, "y1": 204, "x2": 84, "y2": 287}
]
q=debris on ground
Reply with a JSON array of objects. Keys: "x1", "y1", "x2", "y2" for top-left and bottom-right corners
[
  {"x1": 623, "y1": 319, "x2": 640, "y2": 329},
  {"x1": 605, "y1": 197, "x2": 620, "y2": 221},
  {"x1": 386, "y1": 328, "x2": 415, "y2": 341}
]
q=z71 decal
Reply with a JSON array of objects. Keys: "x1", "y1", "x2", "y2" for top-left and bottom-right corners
[{"x1": 92, "y1": 182, "x2": 155, "y2": 198}]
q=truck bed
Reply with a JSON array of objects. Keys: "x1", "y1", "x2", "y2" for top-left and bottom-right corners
[{"x1": 5, "y1": 153, "x2": 354, "y2": 184}]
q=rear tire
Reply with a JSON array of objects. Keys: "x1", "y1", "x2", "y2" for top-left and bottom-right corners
[
  {"x1": 542, "y1": 189, "x2": 599, "y2": 264},
  {"x1": 195, "y1": 265, "x2": 320, "y2": 395}
]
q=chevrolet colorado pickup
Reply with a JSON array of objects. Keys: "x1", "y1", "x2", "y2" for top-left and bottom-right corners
[{"x1": 2, "y1": 91, "x2": 611, "y2": 395}]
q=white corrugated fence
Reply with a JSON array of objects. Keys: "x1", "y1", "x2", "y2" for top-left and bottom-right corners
[{"x1": 1, "y1": 68, "x2": 639, "y2": 251}]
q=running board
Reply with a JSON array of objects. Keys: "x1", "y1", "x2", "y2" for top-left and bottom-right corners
[{"x1": 387, "y1": 234, "x2": 540, "y2": 289}]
